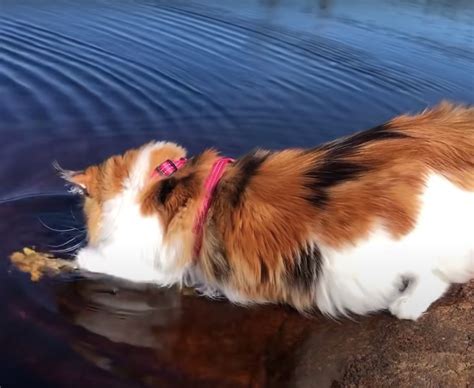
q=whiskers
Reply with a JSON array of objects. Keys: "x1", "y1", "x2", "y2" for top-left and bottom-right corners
[
  {"x1": 38, "y1": 217, "x2": 83, "y2": 233},
  {"x1": 51, "y1": 239, "x2": 86, "y2": 254},
  {"x1": 38, "y1": 216, "x2": 87, "y2": 255},
  {"x1": 49, "y1": 234, "x2": 87, "y2": 254}
]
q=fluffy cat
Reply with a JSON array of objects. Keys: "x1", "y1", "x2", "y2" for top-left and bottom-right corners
[{"x1": 59, "y1": 102, "x2": 474, "y2": 320}]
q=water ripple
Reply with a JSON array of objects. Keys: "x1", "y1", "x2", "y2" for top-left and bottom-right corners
[{"x1": 0, "y1": 0, "x2": 473, "y2": 201}]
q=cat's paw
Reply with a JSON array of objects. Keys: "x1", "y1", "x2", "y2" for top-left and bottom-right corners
[
  {"x1": 194, "y1": 284, "x2": 226, "y2": 300},
  {"x1": 389, "y1": 296, "x2": 426, "y2": 321}
]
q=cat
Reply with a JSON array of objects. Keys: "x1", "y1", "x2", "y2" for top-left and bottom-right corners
[{"x1": 58, "y1": 102, "x2": 474, "y2": 320}]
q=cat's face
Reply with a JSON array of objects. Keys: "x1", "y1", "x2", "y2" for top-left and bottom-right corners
[{"x1": 58, "y1": 141, "x2": 193, "y2": 283}]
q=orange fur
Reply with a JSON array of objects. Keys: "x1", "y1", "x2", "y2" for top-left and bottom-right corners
[
  {"x1": 68, "y1": 102, "x2": 474, "y2": 311},
  {"x1": 67, "y1": 147, "x2": 140, "y2": 244}
]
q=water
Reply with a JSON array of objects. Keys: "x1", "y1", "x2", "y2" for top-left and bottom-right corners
[{"x1": 1, "y1": 1, "x2": 473, "y2": 386}]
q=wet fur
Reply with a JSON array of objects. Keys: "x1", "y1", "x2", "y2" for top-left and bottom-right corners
[{"x1": 64, "y1": 102, "x2": 474, "y2": 320}]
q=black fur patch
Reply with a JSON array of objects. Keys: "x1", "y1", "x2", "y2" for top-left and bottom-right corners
[
  {"x1": 327, "y1": 124, "x2": 407, "y2": 154},
  {"x1": 259, "y1": 255, "x2": 269, "y2": 283},
  {"x1": 228, "y1": 150, "x2": 270, "y2": 206},
  {"x1": 399, "y1": 275, "x2": 413, "y2": 293},
  {"x1": 206, "y1": 222, "x2": 231, "y2": 281},
  {"x1": 156, "y1": 173, "x2": 195, "y2": 205},
  {"x1": 305, "y1": 160, "x2": 368, "y2": 206},
  {"x1": 286, "y1": 244, "x2": 322, "y2": 291},
  {"x1": 157, "y1": 177, "x2": 178, "y2": 204},
  {"x1": 305, "y1": 123, "x2": 408, "y2": 207}
]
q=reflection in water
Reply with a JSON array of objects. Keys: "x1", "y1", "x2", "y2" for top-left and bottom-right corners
[
  {"x1": 1, "y1": 0, "x2": 473, "y2": 386},
  {"x1": 57, "y1": 278, "x2": 184, "y2": 350},
  {"x1": 51, "y1": 267, "x2": 369, "y2": 387}
]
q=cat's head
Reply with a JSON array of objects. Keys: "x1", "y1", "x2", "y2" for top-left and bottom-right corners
[{"x1": 57, "y1": 141, "x2": 209, "y2": 283}]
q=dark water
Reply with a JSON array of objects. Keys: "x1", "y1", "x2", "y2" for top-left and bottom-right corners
[{"x1": 1, "y1": 1, "x2": 473, "y2": 386}]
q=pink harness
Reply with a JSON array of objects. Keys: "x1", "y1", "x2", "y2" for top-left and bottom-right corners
[{"x1": 152, "y1": 156, "x2": 234, "y2": 258}]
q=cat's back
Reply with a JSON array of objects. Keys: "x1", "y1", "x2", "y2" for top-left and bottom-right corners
[
  {"x1": 314, "y1": 103, "x2": 474, "y2": 318},
  {"x1": 389, "y1": 101, "x2": 474, "y2": 190}
]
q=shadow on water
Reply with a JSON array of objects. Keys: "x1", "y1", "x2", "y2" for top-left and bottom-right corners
[{"x1": 1, "y1": 0, "x2": 473, "y2": 386}]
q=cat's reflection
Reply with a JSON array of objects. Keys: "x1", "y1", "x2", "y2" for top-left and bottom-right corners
[
  {"x1": 53, "y1": 274, "x2": 295, "y2": 386},
  {"x1": 55, "y1": 275, "x2": 185, "y2": 350}
]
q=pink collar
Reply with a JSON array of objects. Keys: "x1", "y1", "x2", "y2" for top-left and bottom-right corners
[
  {"x1": 153, "y1": 156, "x2": 234, "y2": 259},
  {"x1": 151, "y1": 157, "x2": 187, "y2": 178}
]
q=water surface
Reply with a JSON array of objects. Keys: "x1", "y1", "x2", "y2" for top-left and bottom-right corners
[{"x1": 1, "y1": 0, "x2": 473, "y2": 386}]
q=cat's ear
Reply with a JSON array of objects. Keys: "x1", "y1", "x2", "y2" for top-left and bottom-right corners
[{"x1": 53, "y1": 161, "x2": 91, "y2": 196}]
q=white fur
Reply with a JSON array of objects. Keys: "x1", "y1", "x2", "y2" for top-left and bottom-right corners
[
  {"x1": 76, "y1": 142, "x2": 188, "y2": 284},
  {"x1": 315, "y1": 173, "x2": 474, "y2": 320}
]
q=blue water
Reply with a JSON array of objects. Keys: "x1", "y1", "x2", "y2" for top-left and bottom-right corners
[
  {"x1": 0, "y1": 1, "x2": 473, "y2": 386},
  {"x1": 1, "y1": 0, "x2": 473, "y2": 201}
]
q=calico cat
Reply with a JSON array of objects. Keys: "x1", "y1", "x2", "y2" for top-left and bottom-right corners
[{"x1": 59, "y1": 102, "x2": 474, "y2": 320}]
